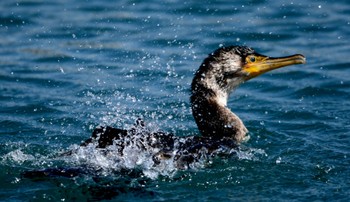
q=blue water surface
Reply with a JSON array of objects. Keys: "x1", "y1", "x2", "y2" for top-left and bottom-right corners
[{"x1": 1, "y1": 0, "x2": 349, "y2": 201}]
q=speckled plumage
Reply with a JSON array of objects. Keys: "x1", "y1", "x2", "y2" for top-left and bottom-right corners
[{"x1": 191, "y1": 46, "x2": 254, "y2": 142}]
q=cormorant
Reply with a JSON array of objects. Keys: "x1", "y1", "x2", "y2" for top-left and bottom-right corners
[
  {"x1": 22, "y1": 45, "x2": 306, "y2": 180},
  {"x1": 80, "y1": 45, "x2": 306, "y2": 168}
]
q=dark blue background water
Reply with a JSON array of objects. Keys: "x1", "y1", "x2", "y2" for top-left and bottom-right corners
[{"x1": 1, "y1": 0, "x2": 349, "y2": 201}]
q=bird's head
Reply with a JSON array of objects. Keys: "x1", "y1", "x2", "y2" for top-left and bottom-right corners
[{"x1": 192, "y1": 46, "x2": 306, "y2": 99}]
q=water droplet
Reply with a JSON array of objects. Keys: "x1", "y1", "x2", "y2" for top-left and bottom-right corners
[
  {"x1": 59, "y1": 67, "x2": 65, "y2": 73},
  {"x1": 276, "y1": 157, "x2": 282, "y2": 164},
  {"x1": 11, "y1": 177, "x2": 21, "y2": 184}
]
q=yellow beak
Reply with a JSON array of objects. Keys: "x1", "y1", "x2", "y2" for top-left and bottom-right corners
[{"x1": 243, "y1": 54, "x2": 306, "y2": 80}]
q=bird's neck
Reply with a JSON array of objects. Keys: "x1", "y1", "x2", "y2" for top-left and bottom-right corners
[{"x1": 190, "y1": 84, "x2": 248, "y2": 142}]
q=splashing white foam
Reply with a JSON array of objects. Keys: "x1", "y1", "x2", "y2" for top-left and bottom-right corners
[
  {"x1": 3, "y1": 128, "x2": 266, "y2": 180},
  {"x1": 2, "y1": 149, "x2": 35, "y2": 164},
  {"x1": 60, "y1": 125, "x2": 267, "y2": 179}
]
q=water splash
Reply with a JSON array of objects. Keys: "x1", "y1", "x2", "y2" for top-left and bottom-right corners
[
  {"x1": 2, "y1": 149, "x2": 35, "y2": 164},
  {"x1": 3, "y1": 126, "x2": 266, "y2": 181},
  {"x1": 56, "y1": 122, "x2": 267, "y2": 179}
]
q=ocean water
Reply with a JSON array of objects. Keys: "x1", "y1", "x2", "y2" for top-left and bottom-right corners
[{"x1": 1, "y1": 0, "x2": 349, "y2": 201}]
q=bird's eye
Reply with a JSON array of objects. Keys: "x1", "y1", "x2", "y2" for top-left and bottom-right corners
[{"x1": 249, "y1": 56, "x2": 256, "y2": 62}]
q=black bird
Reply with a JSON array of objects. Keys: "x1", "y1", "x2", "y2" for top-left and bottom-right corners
[
  {"x1": 81, "y1": 45, "x2": 306, "y2": 169},
  {"x1": 22, "y1": 45, "x2": 306, "y2": 180}
]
